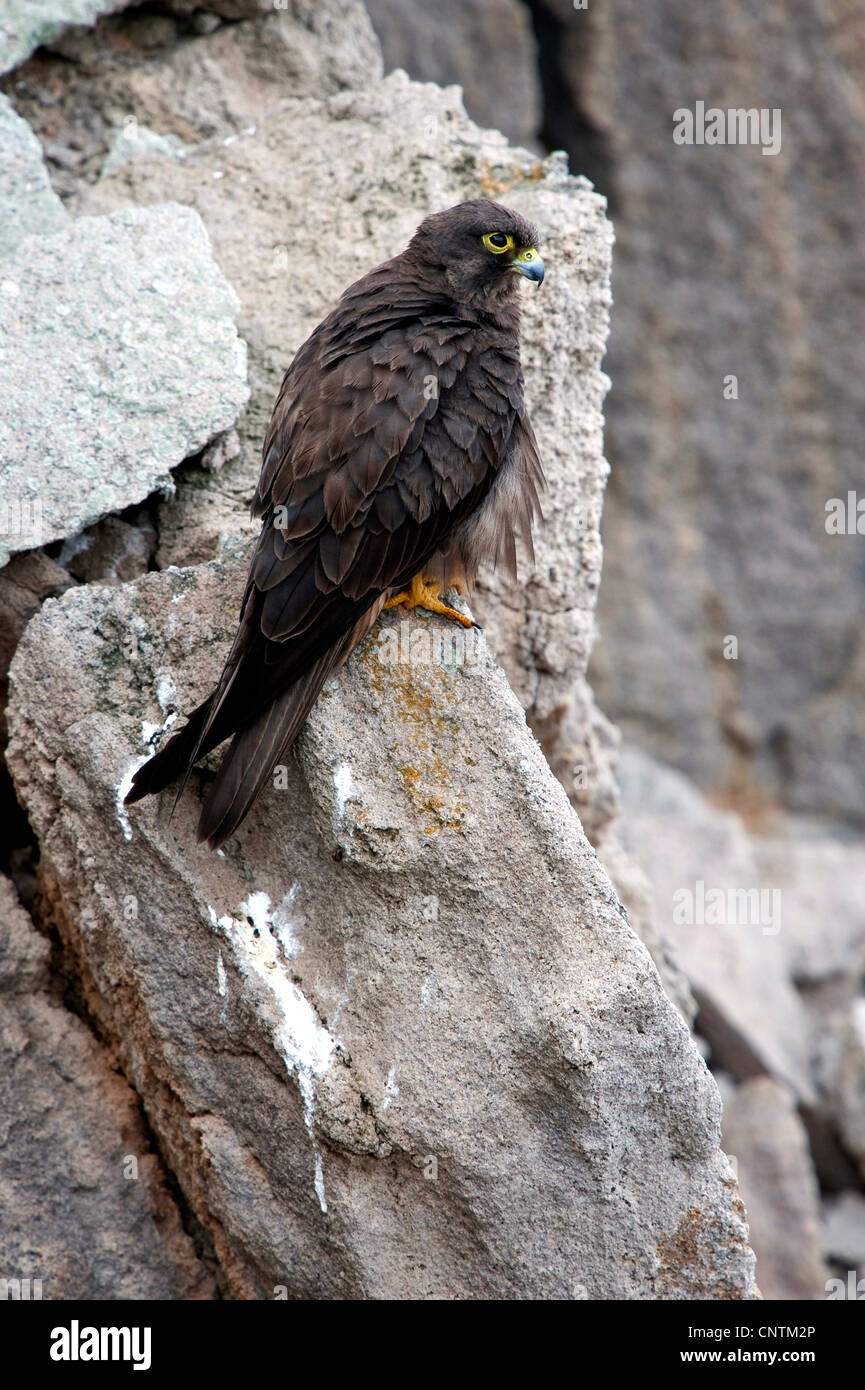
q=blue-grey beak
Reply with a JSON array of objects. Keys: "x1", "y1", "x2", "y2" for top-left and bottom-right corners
[{"x1": 512, "y1": 248, "x2": 545, "y2": 286}]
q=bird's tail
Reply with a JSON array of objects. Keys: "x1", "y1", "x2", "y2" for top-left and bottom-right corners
[
  {"x1": 195, "y1": 652, "x2": 338, "y2": 848},
  {"x1": 124, "y1": 696, "x2": 217, "y2": 805},
  {"x1": 196, "y1": 603, "x2": 387, "y2": 847},
  {"x1": 125, "y1": 602, "x2": 384, "y2": 847}
]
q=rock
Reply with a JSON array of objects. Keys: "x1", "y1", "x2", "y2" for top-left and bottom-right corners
[
  {"x1": 363, "y1": 0, "x2": 541, "y2": 148},
  {"x1": 721, "y1": 1077, "x2": 827, "y2": 1300},
  {"x1": 822, "y1": 1190, "x2": 865, "y2": 1274},
  {"x1": 750, "y1": 835, "x2": 865, "y2": 986},
  {"x1": 833, "y1": 999, "x2": 865, "y2": 1182},
  {"x1": 0, "y1": 202, "x2": 248, "y2": 567},
  {"x1": 0, "y1": 0, "x2": 128, "y2": 75},
  {"x1": 615, "y1": 748, "x2": 814, "y2": 1102},
  {"x1": 76, "y1": 71, "x2": 618, "y2": 840},
  {"x1": 3, "y1": 2, "x2": 382, "y2": 197},
  {"x1": 0, "y1": 93, "x2": 68, "y2": 255},
  {"x1": 802, "y1": 975, "x2": 865, "y2": 1191},
  {"x1": 57, "y1": 512, "x2": 157, "y2": 585},
  {"x1": 7, "y1": 559, "x2": 757, "y2": 1299},
  {"x1": 0, "y1": 874, "x2": 215, "y2": 1299},
  {"x1": 601, "y1": 832, "x2": 697, "y2": 1025},
  {"x1": 101, "y1": 119, "x2": 189, "y2": 177},
  {"x1": 0, "y1": 551, "x2": 73, "y2": 746},
  {"x1": 577, "y1": 0, "x2": 865, "y2": 826},
  {"x1": 0, "y1": 875, "x2": 49, "y2": 994}
]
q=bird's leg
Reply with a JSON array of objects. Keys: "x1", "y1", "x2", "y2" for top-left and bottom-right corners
[{"x1": 384, "y1": 572, "x2": 473, "y2": 628}]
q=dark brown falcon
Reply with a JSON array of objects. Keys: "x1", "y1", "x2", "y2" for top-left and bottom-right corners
[{"x1": 125, "y1": 199, "x2": 546, "y2": 847}]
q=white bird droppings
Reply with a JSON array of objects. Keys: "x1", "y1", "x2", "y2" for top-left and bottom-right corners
[
  {"x1": 207, "y1": 893, "x2": 335, "y2": 1212},
  {"x1": 382, "y1": 1064, "x2": 399, "y2": 1111}
]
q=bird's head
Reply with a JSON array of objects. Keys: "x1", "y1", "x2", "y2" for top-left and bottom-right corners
[{"x1": 407, "y1": 199, "x2": 544, "y2": 306}]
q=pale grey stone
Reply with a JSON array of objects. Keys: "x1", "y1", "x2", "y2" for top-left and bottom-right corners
[
  {"x1": 0, "y1": 0, "x2": 128, "y2": 74},
  {"x1": 0, "y1": 203, "x2": 248, "y2": 566},
  {"x1": 0, "y1": 95, "x2": 69, "y2": 257},
  {"x1": 101, "y1": 120, "x2": 189, "y2": 177},
  {"x1": 363, "y1": 0, "x2": 541, "y2": 148},
  {"x1": 821, "y1": 1190, "x2": 865, "y2": 1271},
  {"x1": 722, "y1": 1077, "x2": 827, "y2": 1300},
  {"x1": 615, "y1": 748, "x2": 814, "y2": 1102}
]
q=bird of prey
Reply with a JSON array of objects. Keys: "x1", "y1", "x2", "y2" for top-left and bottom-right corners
[{"x1": 125, "y1": 199, "x2": 545, "y2": 848}]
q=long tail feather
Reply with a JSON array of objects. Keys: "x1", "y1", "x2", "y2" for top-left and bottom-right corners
[
  {"x1": 196, "y1": 650, "x2": 340, "y2": 849},
  {"x1": 124, "y1": 697, "x2": 215, "y2": 805}
]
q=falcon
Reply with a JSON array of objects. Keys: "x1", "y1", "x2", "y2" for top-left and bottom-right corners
[{"x1": 125, "y1": 199, "x2": 546, "y2": 847}]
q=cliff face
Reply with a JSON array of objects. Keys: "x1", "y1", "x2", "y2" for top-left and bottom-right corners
[
  {"x1": 7, "y1": 564, "x2": 754, "y2": 1297},
  {"x1": 0, "y1": 0, "x2": 763, "y2": 1299}
]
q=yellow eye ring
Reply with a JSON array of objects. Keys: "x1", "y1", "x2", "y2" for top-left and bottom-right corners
[{"x1": 482, "y1": 232, "x2": 514, "y2": 254}]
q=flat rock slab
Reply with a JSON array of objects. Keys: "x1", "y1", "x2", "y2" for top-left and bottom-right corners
[
  {"x1": 7, "y1": 559, "x2": 756, "y2": 1299},
  {"x1": 0, "y1": 202, "x2": 248, "y2": 566}
]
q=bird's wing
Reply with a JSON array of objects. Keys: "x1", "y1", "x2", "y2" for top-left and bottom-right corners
[{"x1": 204, "y1": 292, "x2": 519, "y2": 722}]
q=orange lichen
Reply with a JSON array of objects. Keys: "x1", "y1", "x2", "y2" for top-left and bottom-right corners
[
  {"x1": 360, "y1": 622, "x2": 468, "y2": 833},
  {"x1": 478, "y1": 161, "x2": 547, "y2": 198}
]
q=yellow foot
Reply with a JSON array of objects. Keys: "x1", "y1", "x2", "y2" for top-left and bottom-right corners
[{"x1": 384, "y1": 573, "x2": 473, "y2": 628}]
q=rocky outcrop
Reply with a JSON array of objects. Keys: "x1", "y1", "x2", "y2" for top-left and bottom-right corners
[
  {"x1": 2, "y1": 3, "x2": 382, "y2": 200},
  {"x1": 612, "y1": 749, "x2": 814, "y2": 1103},
  {"x1": 572, "y1": 0, "x2": 865, "y2": 827},
  {"x1": 7, "y1": 560, "x2": 756, "y2": 1299},
  {"x1": 0, "y1": 0, "x2": 798, "y2": 1302},
  {"x1": 0, "y1": 0, "x2": 127, "y2": 74},
  {"x1": 0, "y1": 875, "x2": 215, "y2": 1299},
  {"x1": 611, "y1": 746, "x2": 865, "y2": 1295}
]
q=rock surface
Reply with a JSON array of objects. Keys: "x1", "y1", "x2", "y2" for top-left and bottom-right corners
[
  {"x1": 822, "y1": 1190, "x2": 865, "y2": 1277},
  {"x1": 0, "y1": 202, "x2": 248, "y2": 565},
  {"x1": 614, "y1": 749, "x2": 814, "y2": 1102},
  {"x1": 0, "y1": 92, "x2": 68, "y2": 254},
  {"x1": 1, "y1": 2, "x2": 382, "y2": 200},
  {"x1": 7, "y1": 561, "x2": 757, "y2": 1299},
  {"x1": 0, "y1": 0, "x2": 127, "y2": 74},
  {"x1": 0, "y1": 874, "x2": 215, "y2": 1299},
  {"x1": 363, "y1": 0, "x2": 541, "y2": 148},
  {"x1": 750, "y1": 835, "x2": 865, "y2": 986},
  {"x1": 721, "y1": 1076, "x2": 826, "y2": 1300},
  {"x1": 579, "y1": 0, "x2": 865, "y2": 827},
  {"x1": 833, "y1": 1001, "x2": 865, "y2": 1182},
  {"x1": 75, "y1": 71, "x2": 617, "y2": 841}
]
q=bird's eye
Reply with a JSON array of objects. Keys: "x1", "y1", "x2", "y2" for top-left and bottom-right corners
[{"x1": 483, "y1": 232, "x2": 514, "y2": 254}]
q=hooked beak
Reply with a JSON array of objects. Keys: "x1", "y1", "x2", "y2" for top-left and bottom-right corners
[{"x1": 512, "y1": 247, "x2": 545, "y2": 286}]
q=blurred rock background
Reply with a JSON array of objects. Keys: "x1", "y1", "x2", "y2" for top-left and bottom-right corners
[{"x1": 0, "y1": 0, "x2": 862, "y2": 1299}]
